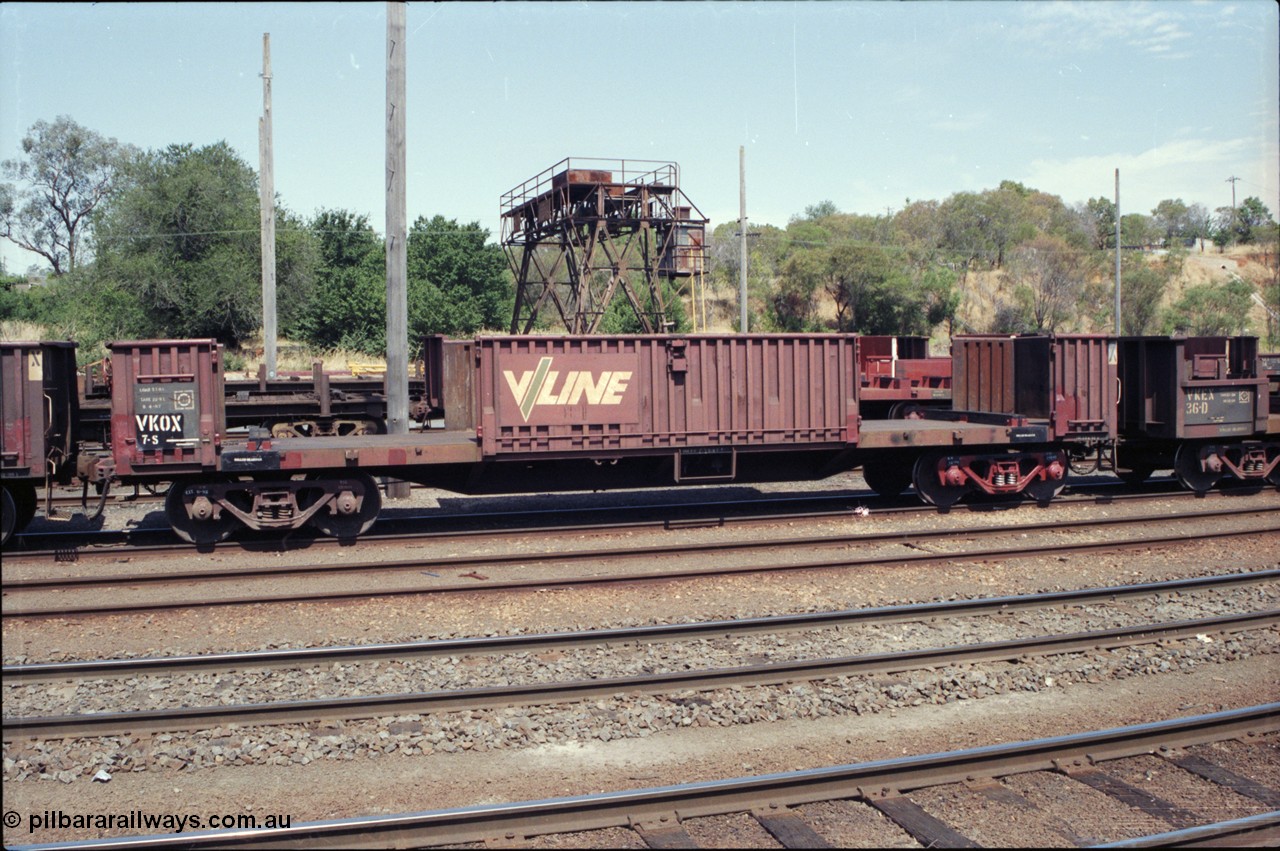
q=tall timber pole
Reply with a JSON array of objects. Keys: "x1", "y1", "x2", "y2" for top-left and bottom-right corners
[
  {"x1": 739, "y1": 146, "x2": 748, "y2": 333},
  {"x1": 259, "y1": 33, "x2": 277, "y2": 379},
  {"x1": 385, "y1": 1, "x2": 410, "y2": 498},
  {"x1": 1114, "y1": 168, "x2": 1122, "y2": 335}
]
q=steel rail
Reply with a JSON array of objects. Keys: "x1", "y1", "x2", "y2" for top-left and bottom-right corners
[
  {"x1": 5, "y1": 477, "x2": 1249, "y2": 561},
  {"x1": 5, "y1": 504, "x2": 1274, "y2": 592},
  {"x1": 8, "y1": 704, "x2": 1276, "y2": 850},
  {"x1": 5, "y1": 569, "x2": 1275, "y2": 685},
  {"x1": 5, "y1": 609, "x2": 1275, "y2": 742},
  {"x1": 4, "y1": 516, "x2": 1278, "y2": 620},
  {"x1": 1093, "y1": 811, "x2": 1280, "y2": 847}
]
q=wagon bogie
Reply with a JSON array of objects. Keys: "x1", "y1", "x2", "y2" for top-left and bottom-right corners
[
  {"x1": 163, "y1": 472, "x2": 384, "y2": 543},
  {"x1": 910, "y1": 446, "x2": 1068, "y2": 508}
]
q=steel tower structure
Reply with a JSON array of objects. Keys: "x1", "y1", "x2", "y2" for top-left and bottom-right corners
[{"x1": 501, "y1": 158, "x2": 707, "y2": 334}]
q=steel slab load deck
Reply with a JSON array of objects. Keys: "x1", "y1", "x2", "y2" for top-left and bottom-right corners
[
  {"x1": 217, "y1": 431, "x2": 483, "y2": 474},
  {"x1": 857, "y1": 417, "x2": 1048, "y2": 450}
]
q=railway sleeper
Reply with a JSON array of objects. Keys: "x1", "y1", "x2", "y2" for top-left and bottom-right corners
[{"x1": 164, "y1": 473, "x2": 382, "y2": 544}]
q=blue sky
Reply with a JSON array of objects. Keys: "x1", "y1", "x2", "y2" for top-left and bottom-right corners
[{"x1": 2, "y1": 1, "x2": 1277, "y2": 273}]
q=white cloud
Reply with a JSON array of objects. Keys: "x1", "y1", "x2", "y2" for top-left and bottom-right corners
[
  {"x1": 1024, "y1": 137, "x2": 1275, "y2": 210},
  {"x1": 1012, "y1": 1, "x2": 1195, "y2": 58}
]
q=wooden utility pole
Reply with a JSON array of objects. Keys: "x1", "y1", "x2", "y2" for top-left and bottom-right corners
[
  {"x1": 259, "y1": 33, "x2": 277, "y2": 379},
  {"x1": 1114, "y1": 168, "x2": 1121, "y2": 335},
  {"x1": 1227, "y1": 175, "x2": 1240, "y2": 210},
  {"x1": 384, "y1": 2, "x2": 410, "y2": 498},
  {"x1": 739, "y1": 146, "x2": 748, "y2": 333}
]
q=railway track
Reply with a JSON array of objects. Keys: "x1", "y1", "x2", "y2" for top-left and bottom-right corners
[
  {"x1": 8, "y1": 475, "x2": 1265, "y2": 559},
  {"x1": 3, "y1": 506, "x2": 1276, "y2": 619},
  {"x1": 5, "y1": 570, "x2": 1275, "y2": 741},
  {"x1": 7, "y1": 705, "x2": 1277, "y2": 849},
  {"x1": 8, "y1": 569, "x2": 1272, "y2": 685}
]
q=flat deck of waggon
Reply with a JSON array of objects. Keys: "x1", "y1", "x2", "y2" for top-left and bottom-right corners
[{"x1": 857, "y1": 418, "x2": 1051, "y2": 450}]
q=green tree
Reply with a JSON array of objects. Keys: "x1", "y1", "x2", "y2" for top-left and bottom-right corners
[
  {"x1": 1151, "y1": 198, "x2": 1194, "y2": 245},
  {"x1": 406, "y1": 215, "x2": 511, "y2": 345},
  {"x1": 1121, "y1": 212, "x2": 1158, "y2": 247},
  {"x1": 939, "y1": 191, "x2": 997, "y2": 269},
  {"x1": 598, "y1": 276, "x2": 688, "y2": 334},
  {"x1": 1117, "y1": 251, "x2": 1178, "y2": 335},
  {"x1": 1235, "y1": 197, "x2": 1274, "y2": 244},
  {"x1": 1211, "y1": 206, "x2": 1236, "y2": 250},
  {"x1": 89, "y1": 141, "x2": 299, "y2": 346},
  {"x1": 772, "y1": 247, "x2": 823, "y2": 331},
  {"x1": 824, "y1": 243, "x2": 901, "y2": 332},
  {"x1": 1161, "y1": 279, "x2": 1254, "y2": 335},
  {"x1": 1005, "y1": 235, "x2": 1085, "y2": 332},
  {"x1": 1, "y1": 116, "x2": 134, "y2": 275},
  {"x1": 801, "y1": 200, "x2": 839, "y2": 220},
  {"x1": 892, "y1": 199, "x2": 946, "y2": 266},
  {"x1": 291, "y1": 209, "x2": 385, "y2": 353},
  {"x1": 705, "y1": 221, "x2": 786, "y2": 330},
  {"x1": 916, "y1": 265, "x2": 961, "y2": 331},
  {"x1": 1082, "y1": 197, "x2": 1117, "y2": 250}
]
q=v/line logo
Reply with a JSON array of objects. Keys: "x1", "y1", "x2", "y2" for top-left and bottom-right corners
[{"x1": 503, "y1": 357, "x2": 633, "y2": 422}]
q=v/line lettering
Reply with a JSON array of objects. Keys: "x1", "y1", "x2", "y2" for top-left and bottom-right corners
[{"x1": 503, "y1": 357, "x2": 633, "y2": 422}]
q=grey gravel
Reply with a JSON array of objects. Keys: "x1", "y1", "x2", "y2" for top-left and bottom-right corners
[{"x1": 4, "y1": 600, "x2": 1276, "y2": 783}]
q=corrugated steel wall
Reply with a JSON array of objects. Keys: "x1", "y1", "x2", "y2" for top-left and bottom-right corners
[
  {"x1": 475, "y1": 335, "x2": 858, "y2": 456},
  {"x1": 108, "y1": 340, "x2": 224, "y2": 474},
  {"x1": 954, "y1": 335, "x2": 1116, "y2": 439},
  {"x1": 1, "y1": 342, "x2": 78, "y2": 478},
  {"x1": 1118, "y1": 336, "x2": 1266, "y2": 439},
  {"x1": 1, "y1": 343, "x2": 46, "y2": 476}
]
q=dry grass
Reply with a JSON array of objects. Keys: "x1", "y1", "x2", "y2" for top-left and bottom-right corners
[
  {"x1": 226, "y1": 339, "x2": 386, "y2": 379},
  {"x1": 0, "y1": 320, "x2": 54, "y2": 342}
]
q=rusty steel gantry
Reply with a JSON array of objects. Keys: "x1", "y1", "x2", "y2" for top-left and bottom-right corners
[{"x1": 501, "y1": 158, "x2": 708, "y2": 334}]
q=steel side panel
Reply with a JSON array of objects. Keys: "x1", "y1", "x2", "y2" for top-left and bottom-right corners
[
  {"x1": 954, "y1": 336, "x2": 1116, "y2": 440},
  {"x1": 0, "y1": 343, "x2": 46, "y2": 476},
  {"x1": 108, "y1": 340, "x2": 224, "y2": 475},
  {"x1": 475, "y1": 335, "x2": 857, "y2": 457},
  {"x1": 0, "y1": 342, "x2": 78, "y2": 478}
]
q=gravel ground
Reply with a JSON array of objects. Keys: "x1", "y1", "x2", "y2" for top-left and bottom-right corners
[
  {"x1": 5, "y1": 583, "x2": 1276, "y2": 716},
  {"x1": 5, "y1": 628, "x2": 1275, "y2": 784}
]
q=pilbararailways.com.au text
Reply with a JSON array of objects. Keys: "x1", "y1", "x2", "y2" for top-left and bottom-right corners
[{"x1": 10, "y1": 809, "x2": 292, "y2": 834}]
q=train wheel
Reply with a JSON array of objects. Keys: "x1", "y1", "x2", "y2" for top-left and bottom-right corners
[
  {"x1": 1173, "y1": 443, "x2": 1220, "y2": 493},
  {"x1": 1023, "y1": 463, "x2": 1069, "y2": 506},
  {"x1": 1112, "y1": 446, "x2": 1154, "y2": 486},
  {"x1": 310, "y1": 472, "x2": 381, "y2": 540},
  {"x1": 887, "y1": 402, "x2": 926, "y2": 420},
  {"x1": 1115, "y1": 465, "x2": 1155, "y2": 486},
  {"x1": 165, "y1": 478, "x2": 236, "y2": 546},
  {"x1": 912, "y1": 452, "x2": 967, "y2": 509},
  {"x1": 10, "y1": 481, "x2": 37, "y2": 531},
  {"x1": 1, "y1": 487, "x2": 15, "y2": 547},
  {"x1": 861, "y1": 461, "x2": 912, "y2": 497}
]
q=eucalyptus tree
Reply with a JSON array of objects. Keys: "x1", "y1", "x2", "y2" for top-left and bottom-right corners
[{"x1": 1, "y1": 116, "x2": 134, "y2": 275}]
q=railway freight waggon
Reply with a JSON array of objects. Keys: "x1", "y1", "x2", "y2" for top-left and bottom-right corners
[
  {"x1": 99, "y1": 334, "x2": 867, "y2": 544},
  {"x1": 855, "y1": 334, "x2": 1116, "y2": 505},
  {"x1": 1114, "y1": 336, "x2": 1275, "y2": 490},
  {"x1": 5, "y1": 332, "x2": 1278, "y2": 548},
  {"x1": 1, "y1": 341, "x2": 81, "y2": 544},
  {"x1": 89, "y1": 332, "x2": 1154, "y2": 544},
  {"x1": 77, "y1": 354, "x2": 431, "y2": 447}
]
